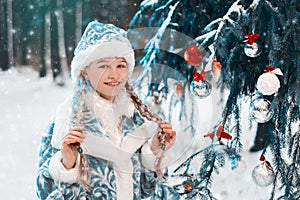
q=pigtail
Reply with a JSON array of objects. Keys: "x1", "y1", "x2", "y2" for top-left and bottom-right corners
[
  {"x1": 70, "y1": 77, "x2": 91, "y2": 188},
  {"x1": 125, "y1": 83, "x2": 166, "y2": 178}
]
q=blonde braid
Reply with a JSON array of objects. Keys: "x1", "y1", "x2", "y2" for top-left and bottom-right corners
[
  {"x1": 71, "y1": 76, "x2": 91, "y2": 188},
  {"x1": 125, "y1": 83, "x2": 166, "y2": 177}
]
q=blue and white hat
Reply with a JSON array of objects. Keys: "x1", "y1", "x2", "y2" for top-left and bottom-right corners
[{"x1": 70, "y1": 21, "x2": 135, "y2": 80}]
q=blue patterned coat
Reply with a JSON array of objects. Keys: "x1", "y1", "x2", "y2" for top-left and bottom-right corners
[{"x1": 36, "y1": 97, "x2": 180, "y2": 200}]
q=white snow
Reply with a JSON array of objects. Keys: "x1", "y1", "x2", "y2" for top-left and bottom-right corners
[
  {"x1": 0, "y1": 67, "x2": 280, "y2": 199},
  {"x1": 0, "y1": 67, "x2": 72, "y2": 199}
]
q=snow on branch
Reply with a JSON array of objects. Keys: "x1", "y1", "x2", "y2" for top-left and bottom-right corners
[
  {"x1": 141, "y1": 0, "x2": 158, "y2": 7},
  {"x1": 140, "y1": 1, "x2": 180, "y2": 66},
  {"x1": 264, "y1": 0, "x2": 279, "y2": 13},
  {"x1": 155, "y1": 0, "x2": 173, "y2": 12},
  {"x1": 130, "y1": 0, "x2": 161, "y2": 27},
  {"x1": 194, "y1": 30, "x2": 217, "y2": 47},
  {"x1": 248, "y1": 0, "x2": 261, "y2": 10},
  {"x1": 196, "y1": 0, "x2": 244, "y2": 47}
]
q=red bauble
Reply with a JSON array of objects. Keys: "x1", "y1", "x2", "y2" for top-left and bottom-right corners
[
  {"x1": 211, "y1": 59, "x2": 222, "y2": 75},
  {"x1": 184, "y1": 45, "x2": 203, "y2": 66},
  {"x1": 184, "y1": 181, "x2": 193, "y2": 193},
  {"x1": 193, "y1": 70, "x2": 206, "y2": 82},
  {"x1": 176, "y1": 83, "x2": 183, "y2": 98}
]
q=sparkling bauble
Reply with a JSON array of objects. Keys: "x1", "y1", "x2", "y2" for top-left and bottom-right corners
[
  {"x1": 184, "y1": 180, "x2": 193, "y2": 193},
  {"x1": 256, "y1": 72, "x2": 280, "y2": 95},
  {"x1": 145, "y1": 93, "x2": 162, "y2": 107},
  {"x1": 252, "y1": 163, "x2": 275, "y2": 187},
  {"x1": 250, "y1": 98, "x2": 274, "y2": 123},
  {"x1": 244, "y1": 42, "x2": 262, "y2": 58},
  {"x1": 184, "y1": 45, "x2": 203, "y2": 66},
  {"x1": 190, "y1": 80, "x2": 212, "y2": 98}
]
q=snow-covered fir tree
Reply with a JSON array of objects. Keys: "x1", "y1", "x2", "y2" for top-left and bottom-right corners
[{"x1": 128, "y1": 0, "x2": 300, "y2": 199}]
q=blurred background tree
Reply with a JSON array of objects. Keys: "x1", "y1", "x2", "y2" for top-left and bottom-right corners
[{"x1": 0, "y1": 0, "x2": 140, "y2": 85}]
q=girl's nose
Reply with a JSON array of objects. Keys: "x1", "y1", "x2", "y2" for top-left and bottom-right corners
[{"x1": 107, "y1": 66, "x2": 119, "y2": 79}]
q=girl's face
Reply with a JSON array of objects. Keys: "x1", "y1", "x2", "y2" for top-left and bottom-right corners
[{"x1": 85, "y1": 57, "x2": 128, "y2": 101}]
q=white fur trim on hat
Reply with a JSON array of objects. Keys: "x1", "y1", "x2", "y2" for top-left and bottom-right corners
[
  {"x1": 70, "y1": 21, "x2": 135, "y2": 80},
  {"x1": 71, "y1": 40, "x2": 134, "y2": 80}
]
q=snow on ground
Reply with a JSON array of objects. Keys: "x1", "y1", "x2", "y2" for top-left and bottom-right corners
[
  {"x1": 0, "y1": 67, "x2": 72, "y2": 199},
  {"x1": 0, "y1": 67, "x2": 273, "y2": 199}
]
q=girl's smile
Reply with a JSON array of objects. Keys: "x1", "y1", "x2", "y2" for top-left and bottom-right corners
[
  {"x1": 104, "y1": 81, "x2": 122, "y2": 86},
  {"x1": 84, "y1": 57, "x2": 129, "y2": 102}
]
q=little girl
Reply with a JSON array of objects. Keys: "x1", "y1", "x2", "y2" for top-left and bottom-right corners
[{"x1": 36, "y1": 21, "x2": 179, "y2": 199}]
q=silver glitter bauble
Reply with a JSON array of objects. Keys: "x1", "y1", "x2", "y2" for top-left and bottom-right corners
[
  {"x1": 190, "y1": 80, "x2": 212, "y2": 98},
  {"x1": 250, "y1": 98, "x2": 274, "y2": 123},
  {"x1": 244, "y1": 42, "x2": 262, "y2": 58},
  {"x1": 252, "y1": 163, "x2": 275, "y2": 187}
]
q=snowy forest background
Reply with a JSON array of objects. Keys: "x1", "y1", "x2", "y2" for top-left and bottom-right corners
[
  {"x1": 1, "y1": 0, "x2": 299, "y2": 199},
  {"x1": 0, "y1": 0, "x2": 140, "y2": 85}
]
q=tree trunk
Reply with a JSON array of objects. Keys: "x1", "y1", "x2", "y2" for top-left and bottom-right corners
[
  {"x1": 55, "y1": 0, "x2": 68, "y2": 86},
  {"x1": 0, "y1": 1, "x2": 9, "y2": 70},
  {"x1": 7, "y1": 0, "x2": 14, "y2": 67},
  {"x1": 75, "y1": 1, "x2": 83, "y2": 44},
  {"x1": 40, "y1": 2, "x2": 51, "y2": 78}
]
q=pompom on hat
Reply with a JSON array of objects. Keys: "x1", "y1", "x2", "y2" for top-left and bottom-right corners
[{"x1": 70, "y1": 21, "x2": 135, "y2": 80}]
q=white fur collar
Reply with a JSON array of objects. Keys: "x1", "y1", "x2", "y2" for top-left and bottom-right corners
[
  {"x1": 84, "y1": 89, "x2": 135, "y2": 146},
  {"x1": 84, "y1": 88, "x2": 135, "y2": 122},
  {"x1": 51, "y1": 88, "x2": 135, "y2": 149}
]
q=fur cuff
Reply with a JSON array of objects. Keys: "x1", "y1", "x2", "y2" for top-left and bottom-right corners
[
  {"x1": 48, "y1": 151, "x2": 80, "y2": 184},
  {"x1": 141, "y1": 142, "x2": 157, "y2": 170}
]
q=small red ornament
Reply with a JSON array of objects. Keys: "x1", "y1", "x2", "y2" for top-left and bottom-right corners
[
  {"x1": 244, "y1": 32, "x2": 260, "y2": 45},
  {"x1": 259, "y1": 154, "x2": 273, "y2": 170},
  {"x1": 204, "y1": 125, "x2": 233, "y2": 140},
  {"x1": 193, "y1": 70, "x2": 206, "y2": 82},
  {"x1": 184, "y1": 181, "x2": 193, "y2": 193},
  {"x1": 151, "y1": 87, "x2": 160, "y2": 104},
  {"x1": 259, "y1": 154, "x2": 266, "y2": 161},
  {"x1": 176, "y1": 83, "x2": 183, "y2": 98},
  {"x1": 263, "y1": 65, "x2": 276, "y2": 73},
  {"x1": 184, "y1": 45, "x2": 203, "y2": 66},
  {"x1": 211, "y1": 59, "x2": 222, "y2": 75}
]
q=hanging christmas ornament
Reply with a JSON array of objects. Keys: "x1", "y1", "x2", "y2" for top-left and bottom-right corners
[
  {"x1": 150, "y1": 86, "x2": 162, "y2": 104},
  {"x1": 184, "y1": 45, "x2": 203, "y2": 66},
  {"x1": 193, "y1": 70, "x2": 206, "y2": 82},
  {"x1": 153, "y1": 93, "x2": 161, "y2": 104},
  {"x1": 176, "y1": 83, "x2": 183, "y2": 98},
  {"x1": 256, "y1": 66, "x2": 283, "y2": 95},
  {"x1": 145, "y1": 87, "x2": 163, "y2": 107},
  {"x1": 252, "y1": 155, "x2": 275, "y2": 187},
  {"x1": 190, "y1": 70, "x2": 211, "y2": 98},
  {"x1": 184, "y1": 180, "x2": 193, "y2": 193},
  {"x1": 211, "y1": 59, "x2": 222, "y2": 76},
  {"x1": 190, "y1": 80, "x2": 211, "y2": 98},
  {"x1": 243, "y1": 32, "x2": 261, "y2": 58},
  {"x1": 250, "y1": 97, "x2": 274, "y2": 123}
]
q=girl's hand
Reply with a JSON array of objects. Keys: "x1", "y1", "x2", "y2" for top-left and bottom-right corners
[
  {"x1": 61, "y1": 127, "x2": 85, "y2": 169},
  {"x1": 150, "y1": 121, "x2": 176, "y2": 154}
]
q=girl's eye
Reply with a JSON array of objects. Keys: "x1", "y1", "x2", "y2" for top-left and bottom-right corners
[
  {"x1": 117, "y1": 64, "x2": 127, "y2": 68},
  {"x1": 98, "y1": 65, "x2": 109, "y2": 69}
]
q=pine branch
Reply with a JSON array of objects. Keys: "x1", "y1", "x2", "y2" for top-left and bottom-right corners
[{"x1": 140, "y1": 1, "x2": 179, "y2": 66}]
